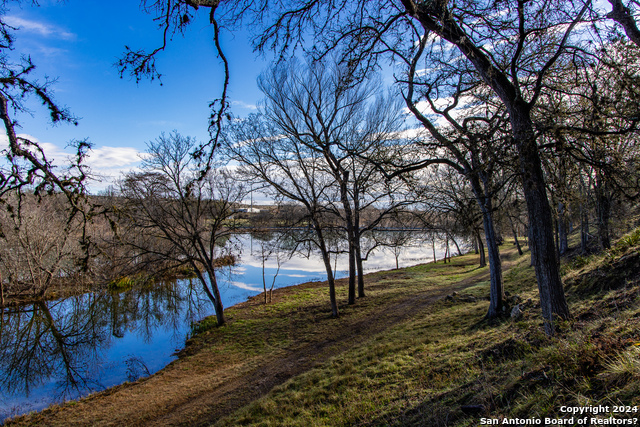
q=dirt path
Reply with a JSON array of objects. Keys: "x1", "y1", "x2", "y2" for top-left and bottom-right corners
[
  {"x1": 7, "y1": 251, "x2": 516, "y2": 427},
  {"x1": 152, "y1": 289, "x2": 448, "y2": 426},
  {"x1": 140, "y1": 270, "x2": 486, "y2": 427}
]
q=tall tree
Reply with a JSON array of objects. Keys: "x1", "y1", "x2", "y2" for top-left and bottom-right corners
[
  {"x1": 256, "y1": 58, "x2": 411, "y2": 303},
  {"x1": 117, "y1": 131, "x2": 245, "y2": 326},
  {"x1": 223, "y1": 115, "x2": 342, "y2": 317},
  {"x1": 397, "y1": 53, "x2": 517, "y2": 318},
  {"x1": 536, "y1": 40, "x2": 640, "y2": 251}
]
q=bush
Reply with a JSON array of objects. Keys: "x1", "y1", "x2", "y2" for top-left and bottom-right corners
[{"x1": 190, "y1": 317, "x2": 218, "y2": 336}]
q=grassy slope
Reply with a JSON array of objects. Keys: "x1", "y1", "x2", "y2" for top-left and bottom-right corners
[
  {"x1": 217, "y1": 243, "x2": 640, "y2": 427},
  {"x1": 6, "y1": 233, "x2": 640, "y2": 426}
]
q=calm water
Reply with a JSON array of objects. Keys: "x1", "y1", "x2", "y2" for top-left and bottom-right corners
[{"x1": 0, "y1": 232, "x2": 451, "y2": 422}]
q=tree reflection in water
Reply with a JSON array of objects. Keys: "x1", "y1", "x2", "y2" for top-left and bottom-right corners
[
  {"x1": 0, "y1": 279, "x2": 212, "y2": 421},
  {"x1": 0, "y1": 233, "x2": 445, "y2": 421}
]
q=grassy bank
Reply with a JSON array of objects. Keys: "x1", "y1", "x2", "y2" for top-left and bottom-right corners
[{"x1": 6, "y1": 237, "x2": 640, "y2": 426}]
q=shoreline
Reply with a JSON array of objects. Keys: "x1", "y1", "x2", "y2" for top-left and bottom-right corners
[
  {"x1": 3, "y1": 248, "x2": 494, "y2": 426},
  {"x1": 0, "y1": 249, "x2": 449, "y2": 423}
]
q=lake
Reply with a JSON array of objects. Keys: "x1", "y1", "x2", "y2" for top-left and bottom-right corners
[{"x1": 0, "y1": 232, "x2": 455, "y2": 422}]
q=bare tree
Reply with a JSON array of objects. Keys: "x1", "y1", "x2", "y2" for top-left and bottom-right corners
[
  {"x1": 0, "y1": 194, "x2": 85, "y2": 300},
  {"x1": 223, "y1": 116, "x2": 342, "y2": 317},
  {"x1": 0, "y1": 5, "x2": 89, "y2": 208},
  {"x1": 536, "y1": 40, "x2": 640, "y2": 251},
  {"x1": 396, "y1": 59, "x2": 517, "y2": 318},
  {"x1": 606, "y1": 0, "x2": 640, "y2": 46},
  {"x1": 256, "y1": 58, "x2": 412, "y2": 303},
  {"x1": 122, "y1": 0, "x2": 607, "y2": 333},
  {"x1": 117, "y1": 131, "x2": 245, "y2": 326}
]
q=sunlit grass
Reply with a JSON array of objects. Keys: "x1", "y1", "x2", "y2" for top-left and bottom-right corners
[{"x1": 212, "y1": 241, "x2": 640, "y2": 427}]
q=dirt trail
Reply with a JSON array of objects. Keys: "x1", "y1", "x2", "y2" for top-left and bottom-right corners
[
  {"x1": 152, "y1": 289, "x2": 447, "y2": 426},
  {"x1": 7, "y1": 251, "x2": 515, "y2": 427}
]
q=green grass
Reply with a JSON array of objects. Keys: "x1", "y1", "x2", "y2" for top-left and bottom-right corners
[{"x1": 208, "y1": 240, "x2": 640, "y2": 427}]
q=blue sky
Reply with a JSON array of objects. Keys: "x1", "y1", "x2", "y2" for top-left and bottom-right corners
[{"x1": 2, "y1": 1, "x2": 271, "y2": 191}]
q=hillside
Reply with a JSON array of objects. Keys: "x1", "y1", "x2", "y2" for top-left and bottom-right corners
[{"x1": 6, "y1": 234, "x2": 640, "y2": 426}]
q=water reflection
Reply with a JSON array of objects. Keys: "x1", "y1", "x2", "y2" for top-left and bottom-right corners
[
  {"x1": 0, "y1": 280, "x2": 212, "y2": 421},
  {"x1": 0, "y1": 232, "x2": 454, "y2": 422}
]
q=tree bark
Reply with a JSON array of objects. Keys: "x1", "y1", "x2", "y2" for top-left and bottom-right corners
[
  {"x1": 595, "y1": 172, "x2": 612, "y2": 250},
  {"x1": 347, "y1": 229, "x2": 356, "y2": 305},
  {"x1": 262, "y1": 257, "x2": 268, "y2": 304},
  {"x1": 355, "y1": 236, "x2": 365, "y2": 298},
  {"x1": 314, "y1": 220, "x2": 339, "y2": 317},
  {"x1": 476, "y1": 230, "x2": 486, "y2": 268},
  {"x1": 449, "y1": 233, "x2": 462, "y2": 256},
  {"x1": 579, "y1": 173, "x2": 591, "y2": 254},
  {"x1": 581, "y1": 203, "x2": 590, "y2": 254},
  {"x1": 195, "y1": 265, "x2": 225, "y2": 327},
  {"x1": 558, "y1": 202, "x2": 569, "y2": 255},
  {"x1": 353, "y1": 191, "x2": 366, "y2": 299},
  {"x1": 444, "y1": 236, "x2": 450, "y2": 263},
  {"x1": 529, "y1": 225, "x2": 536, "y2": 267},
  {"x1": 191, "y1": 265, "x2": 225, "y2": 326},
  {"x1": 480, "y1": 203, "x2": 504, "y2": 319},
  {"x1": 512, "y1": 108, "x2": 570, "y2": 333},
  {"x1": 608, "y1": 0, "x2": 640, "y2": 47},
  {"x1": 468, "y1": 171, "x2": 504, "y2": 318},
  {"x1": 509, "y1": 216, "x2": 524, "y2": 255},
  {"x1": 209, "y1": 271, "x2": 225, "y2": 327},
  {"x1": 336, "y1": 169, "x2": 357, "y2": 305},
  {"x1": 407, "y1": 0, "x2": 572, "y2": 334}
]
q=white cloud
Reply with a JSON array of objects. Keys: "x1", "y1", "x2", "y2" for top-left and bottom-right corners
[
  {"x1": 231, "y1": 100, "x2": 258, "y2": 110},
  {"x1": 83, "y1": 146, "x2": 147, "y2": 192},
  {"x1": 388, "y1": 127, "x2": 429, "y2": 141},
  {"x1": 36, "y1": 45, "x2": 68, "y2": 57},
  {"x1": 11, "y1": 133, "x2": 68, "y2": 161},
  {"x1": 4, "y1": 16, "x2": 76, "y2": 40},
  {"x1": 84, "y1": 146, "x2": 144, "y2": 169},
  {"x1": 0, "y1": 134, "x2": 145, "y2": 192}
]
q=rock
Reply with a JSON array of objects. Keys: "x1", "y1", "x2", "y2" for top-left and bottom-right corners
[{"x1": 511, "y1": 304, "x2": 523, "y2": 320}]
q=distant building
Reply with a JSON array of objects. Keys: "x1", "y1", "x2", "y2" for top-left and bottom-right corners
[{"x1": 234, "y1": 207, "x2": 261, "y2": 213}]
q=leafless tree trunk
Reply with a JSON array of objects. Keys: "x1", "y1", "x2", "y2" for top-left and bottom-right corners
[
  {"x1": 607, "y1": 0, "x2": 640, "y2": 46},
  {"x1": 476, "y1": 231, "x2": 487, "y2": 268},
  {"x1": 117, "y1": 132, "x2": 246, "y2": 327},
  {"x1": 508, "y1": 216, "x2": 524, "y2": 256}
]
